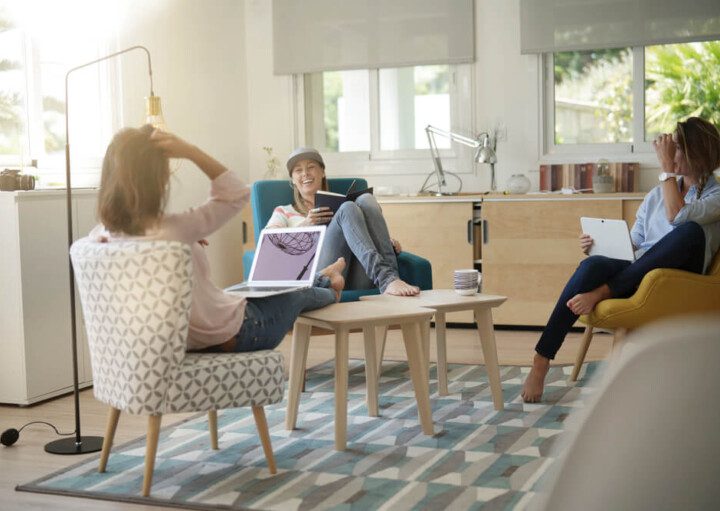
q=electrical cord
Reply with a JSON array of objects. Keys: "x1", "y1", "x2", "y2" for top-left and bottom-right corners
[{"x1": 1, "y1": 421, "x2": 75, "y2": 447}]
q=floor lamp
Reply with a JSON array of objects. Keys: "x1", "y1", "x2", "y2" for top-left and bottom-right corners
[{"x1": 45, "y1": 45, "x2": 165, "y2": 455}]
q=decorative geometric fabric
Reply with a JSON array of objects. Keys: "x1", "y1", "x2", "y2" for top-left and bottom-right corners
[
  {"x1": 70, "y1": 238, "x2": 284, "y2": 416},
  {"x1": 18, "y1": 360, "x2": 603, "y2": 510}
]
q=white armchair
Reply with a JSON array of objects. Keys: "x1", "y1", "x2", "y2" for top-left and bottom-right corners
[{"x1": 71, "y1": 238, "x2": 284, "y2": 496}]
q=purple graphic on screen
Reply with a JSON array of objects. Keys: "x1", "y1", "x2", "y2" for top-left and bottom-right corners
[{"x1": 252, "y1": 231, "x2": 320, "y2": 281}]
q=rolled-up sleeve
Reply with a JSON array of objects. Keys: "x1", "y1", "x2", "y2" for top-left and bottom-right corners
[
  {"x1": 630, "y1": 197, "x2": 648, "y2": 248},
  {"x1": 672, "y1": 186, "x2": 720, "y2": 226}
]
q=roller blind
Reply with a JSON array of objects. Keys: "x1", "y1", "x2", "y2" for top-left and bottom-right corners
[
  {"x1": 272, "y1": 0, "x2": 475, "y2": 74},
  {"x1": 520, "y1": 0, "x2": 720, "y2": 54}
]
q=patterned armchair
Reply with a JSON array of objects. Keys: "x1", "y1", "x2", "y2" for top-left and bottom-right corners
[{"x1": 70, "y1": 238, "x2": 284, "y2": 497}]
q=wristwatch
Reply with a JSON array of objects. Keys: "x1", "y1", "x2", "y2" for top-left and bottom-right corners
[{"x1": 658, "y1": 172, "x2": 678, "y2": 182}]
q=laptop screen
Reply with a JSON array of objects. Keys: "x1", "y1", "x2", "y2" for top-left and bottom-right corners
[{"x1": 250, "y1": 227, "x2": 325, "y2": 283}]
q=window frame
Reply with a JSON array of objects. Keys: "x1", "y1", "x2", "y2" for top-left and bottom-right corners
[
  {"x1": 294, "y1": 64, "x2": 476, "y2": 176},
  {"x1": 0, "y1": 29, "x2": 120, "y2": 187},
  {"x1": 542, "y1": 47, "x2": 655, "y2": 163}
]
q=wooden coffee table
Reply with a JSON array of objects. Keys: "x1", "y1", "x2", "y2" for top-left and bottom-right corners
[
  {"x1": 361, "y1": 290, "x2": 507, "y2": 410},
  {"x1": 286, "y1": 301, "x2": 435, "y2": 451}
]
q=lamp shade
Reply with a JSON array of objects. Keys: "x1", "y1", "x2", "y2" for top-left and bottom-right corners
[
  {"x1": 145, "y1": 94, "x2": 166, "y2": 130},
  {"x1": 475, "y1": 135, "x2": 496, "y2": 164}
]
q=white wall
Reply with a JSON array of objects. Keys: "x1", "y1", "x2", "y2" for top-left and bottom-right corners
[
  {"x1": 117, "y1": 0, "x2": 248, "y2": 287},
  {"x1": 242, "y1": 0, "x2": 661, "y2": 194}
]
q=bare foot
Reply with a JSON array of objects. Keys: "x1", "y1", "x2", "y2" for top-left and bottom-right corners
[
  {"x1": 384, "y1": 278, "x2": 420, "y2": 296},
  {"x1": 521, "y1": 353, "x2": 550, "y2": 403},
  {"x1": 320, "y1": 257, "x2": 346, "y2": 302},
  {"x1": 566, "y1": 284, "x2": 611, "y2": 315}
]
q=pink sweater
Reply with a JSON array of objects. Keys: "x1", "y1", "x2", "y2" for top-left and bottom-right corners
[{"x1": 88, "y1": 170, "x2": 251, "y2": 350}]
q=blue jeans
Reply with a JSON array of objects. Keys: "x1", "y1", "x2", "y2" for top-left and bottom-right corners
[
  {"x1": 535, "y1": 221, "x2": 706, "y2": 359},
  {"x1": 232, "y1": 274, "x2": 335, "y2": 352},
  {"x1": 317, "y1": 193, "x2": 399, "y2": 292}
]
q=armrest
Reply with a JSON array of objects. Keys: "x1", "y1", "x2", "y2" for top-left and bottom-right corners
[
  {"x1": 397, "y1": 251, "x2": 433, "y2": 290},
  {"x1": 587, "y1": 268, "x2": 720, "y2": 329},
  {"x1": 242, "y1": 250, "x2": 255, "y2": 281}
]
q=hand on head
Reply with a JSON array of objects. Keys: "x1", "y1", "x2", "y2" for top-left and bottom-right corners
[
  {"x1": 150, "y1": 129, "x2": 197, "y2": 160},
  {"x1": 653, "y1": 132, "x2": 677, "y2": 172}
]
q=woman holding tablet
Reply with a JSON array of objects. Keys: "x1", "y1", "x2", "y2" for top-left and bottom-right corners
[{"x1": 522, "y1": 116, "x2": 720, "y2": 402}]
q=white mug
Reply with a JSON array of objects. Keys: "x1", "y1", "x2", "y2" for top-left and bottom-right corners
[{"x1": 454, "y1": 269, "x2": 481, "y2": 295}]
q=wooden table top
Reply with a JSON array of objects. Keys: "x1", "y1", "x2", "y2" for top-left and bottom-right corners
[
  {"x1": 297, "y1": 301, "x2": 434, "y2": 329},
  {"x1": 360, "y1": 289, "x2": 507, "y2": 313}
]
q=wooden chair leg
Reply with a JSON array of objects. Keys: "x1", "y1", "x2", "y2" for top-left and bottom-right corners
[
  {"x1": 613, "y1": 328, "x2": 627, "y2": 348},
  {"x1": 208, "y1": 410, "x2": 219, "y2": 450},
  {"x1": 98, "y1": 407, "x2": 120, "y2": 473},
  {"x1": 142, "y1": 414, "x2": 162, "y2": 497},
  {"x1": 571, "y1": 326, "x2": 595, "y2": 382},
  {"x1": 252, "y1": 406, "x2": 277, "y2": 474}
]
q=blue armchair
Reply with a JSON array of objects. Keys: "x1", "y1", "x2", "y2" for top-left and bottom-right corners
[{"x1": 242, "y1": 179, "x2": 432, "y2": 301}]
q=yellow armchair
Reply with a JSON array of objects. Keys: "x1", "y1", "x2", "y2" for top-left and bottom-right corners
[{"x1": 571, "y1": 249, "x2": 720, "y2": 381}]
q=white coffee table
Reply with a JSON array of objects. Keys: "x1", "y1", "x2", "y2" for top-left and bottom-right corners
[{"x1": 361, "y1": 289, "x2": 507, "y2": 410}]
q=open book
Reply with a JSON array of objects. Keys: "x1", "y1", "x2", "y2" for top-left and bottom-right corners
[{"x1": 315, "y1": 187, "x2": 373, "y2": 214}]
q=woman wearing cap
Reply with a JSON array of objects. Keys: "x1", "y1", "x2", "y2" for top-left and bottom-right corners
[
  {"x1": 521, "y1": 116, "x2": 720, "y2": 403},
  {"x1": 265, "y1": 147, "x2": 419, "y2": 296}
]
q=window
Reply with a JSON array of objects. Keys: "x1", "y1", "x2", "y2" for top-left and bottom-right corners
[
  {"x1": 545, "y1": 40, "x2": 720, "y2": 157},
  {"x1": 0, "y1": 1, "x2": 119, "y2": 187},
  {"x1": 301, "y1": 64, "x2": 473, "y2": 171}
]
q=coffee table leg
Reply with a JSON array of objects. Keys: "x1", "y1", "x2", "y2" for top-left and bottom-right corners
[
  {"x1": 363, "y1": 326, "x2": 380, "y2": 417},
  {"x1": 335, "y1": 327, "x2": 350, "y2": 450},
  {"x1": 401, "y1": 322, "x2": 434, "y2": 436},
  {"x1": 286, "y1": 322, "x2": 311, "y2": 429},
  {"x1": 474, "y1": 307, "x2": 504, "y2": 411},
  {"x1": 374, "y1": 325, "x2": 387, "y2": 377},
  {"x1": 435, "y1": 312, "x2": 449, "y2": 396}
]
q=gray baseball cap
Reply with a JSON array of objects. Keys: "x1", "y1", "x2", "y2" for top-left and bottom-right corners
[{"x1": 286, "y1": 147, "x2": 325, "y2": 174}]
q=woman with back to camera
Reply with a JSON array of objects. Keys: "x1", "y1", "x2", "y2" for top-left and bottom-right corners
[
  {"x1": 264, "y1": 147, "x2": 420, "y2": 296},
  {"x1": 91, "y1": 126, "x2": 345, "y2": 353},
  {"x1": 522, "y1": 116, "x2": 720, "y2": 402}
]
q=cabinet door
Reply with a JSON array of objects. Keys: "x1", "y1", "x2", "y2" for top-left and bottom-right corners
[
  {"x1": 482, "y1": 200, "x2": 622, "y2": 326},
  {"x1": 381, "y1": 201, "x2": 475, "y2": 322},
  {"x1": 17, "y1": 196, "x2": 76, "y2": 401}
]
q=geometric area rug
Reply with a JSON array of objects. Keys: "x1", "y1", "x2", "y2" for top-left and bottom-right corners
[{"x1": 18, "y1": 360, "x2": 602, "y2": 511}]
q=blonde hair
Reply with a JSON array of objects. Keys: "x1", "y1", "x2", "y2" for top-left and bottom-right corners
[
  {"x1": 676, "y1": 117, "x2": 720, "y2": 198},
  {"x1": 97, "y1": 125, "x2": 170, "y2": 235}
]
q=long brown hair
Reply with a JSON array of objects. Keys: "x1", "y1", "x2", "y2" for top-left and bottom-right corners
[
  {"x1": 675, "y1": 117, "x2": 720, "y2": 198},
  {"x1": 97, "y1": 125, "x2": 170, "y2": 235}
]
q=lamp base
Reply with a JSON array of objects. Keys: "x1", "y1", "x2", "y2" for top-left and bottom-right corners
[{"x1": 45, "y1": 435, "x2": 104, "y2": 455}]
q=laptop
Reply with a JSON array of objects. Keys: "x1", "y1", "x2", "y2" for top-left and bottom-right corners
[
  {"x1": 225, "y1": 226, "x2": 326, "y2": 298},
  {"x1": 580, "y1": 217, "x2": 635, "y2": 262}
]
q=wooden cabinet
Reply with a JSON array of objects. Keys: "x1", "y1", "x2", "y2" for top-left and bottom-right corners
[
  {"x1": 381, "y1": 201, "x2": 475, "y2": 322},
  {"x1": 379, "y1": 194, "x2": 644, "y2": 327},
  {"x1": 0, "y1": 189, "x2": 97, "y2": 404},
  {"x1": 481, "y1": 197, "x2": 643, "y2": 326}
]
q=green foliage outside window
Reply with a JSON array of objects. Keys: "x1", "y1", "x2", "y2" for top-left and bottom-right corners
[
  {"x1": 0, "y1": 11, "x2": 23, "y2": 155},
  {"x1": 645, "y1": 41, "x2": 720, "y2": 136}
]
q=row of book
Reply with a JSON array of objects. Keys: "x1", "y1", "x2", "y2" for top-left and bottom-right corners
[{"x1": 539, "y1": 162, "x2": 640, "y2": 192}]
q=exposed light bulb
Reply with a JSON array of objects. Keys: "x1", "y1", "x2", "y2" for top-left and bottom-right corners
[{"x1": 145, "y1": 95, "x2": 166, "y2": 130}]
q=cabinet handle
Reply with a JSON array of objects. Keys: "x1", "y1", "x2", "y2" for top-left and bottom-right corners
[
  {"x1": 242, "y1": 221, "x2": 247, "y2": 244},
  {"x1": 483, "y1": 219, "x2": 488, "y2": 244},
  {"x1": 467, "y1": 219, "x2": 473, "y2": 244}
]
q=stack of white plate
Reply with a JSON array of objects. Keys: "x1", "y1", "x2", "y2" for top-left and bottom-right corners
[{"x1": 454, "y1": 269, "x2": 478, "y2": 296}]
